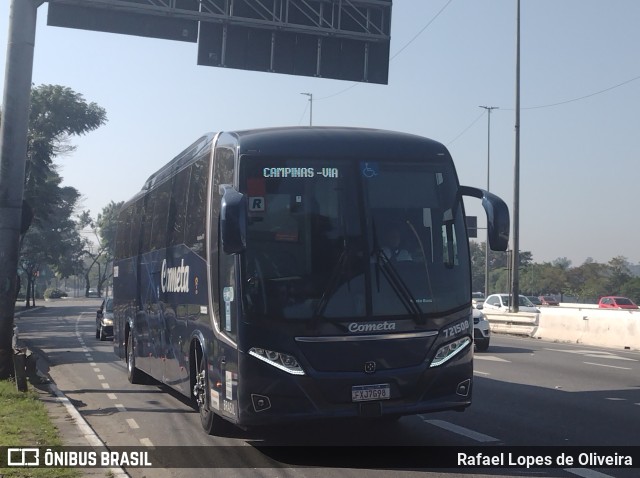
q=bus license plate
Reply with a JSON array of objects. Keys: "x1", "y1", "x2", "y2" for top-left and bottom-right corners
[{"x1": 351, "y1": 384, "x2": 390, "y2": 402}]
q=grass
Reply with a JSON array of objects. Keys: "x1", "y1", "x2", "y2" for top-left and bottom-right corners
[{"x1": 0, "y1": 378, "x2": 80, "y2": 478}]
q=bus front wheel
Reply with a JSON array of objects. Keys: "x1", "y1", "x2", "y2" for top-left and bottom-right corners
[{"x1": 194, "y1": 351, "x2": 217, "y2": 434}]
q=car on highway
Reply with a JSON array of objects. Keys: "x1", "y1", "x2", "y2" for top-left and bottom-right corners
[
  {"x1": 472, "y1": 291, "x2": 485, "y2": 309},
  {"x1": 526, "y1": 296, "x2": 542, "y2": 306},
  {"x1": 539, "y1": 295, "x2": 559, "y2": 306},
  {"x1": 598, "y1": 296, "x2": 639, "y2": 310},
  {"x1": 96, "y1": 297, "x2": 114, "y2": 340},
  {"x1": 472, "y1": 308, "x2": 490, "y2": 352},
  {"x1": 483, "y1": 293, "x2": 541, "y2": 313}
]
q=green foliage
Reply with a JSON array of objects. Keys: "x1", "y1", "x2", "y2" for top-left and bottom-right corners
[
  {"x1": 0, "y1": 380, "x2": 79, "y2": 477},
  {"x1": 17, "y1": 85, "x2": 107, "y2": 302},
  {"x1": 471, "y1": 245, "x2": 640, "y2": 303}
]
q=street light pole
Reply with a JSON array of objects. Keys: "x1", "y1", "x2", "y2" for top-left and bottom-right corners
[
  {"x1": 300, "y1": 92, "x2": 312, "y2": 126},
  {"x1": 511, "y1": 0, "x2": 521, "y2": 313},
  {"x1": 0, "y1": 0, "x2": 39, "y2": 379},
  {"x1": 479, "y1": 105, "x2": 498, "y2": 297}
]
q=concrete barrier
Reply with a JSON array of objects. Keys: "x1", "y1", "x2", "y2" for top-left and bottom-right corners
[
  {"x1": 484, "y1": 306, "x2": 640, "y2": 351},
  {"x1": 483, "y1": 310, "x2": 539, "y2": 336}
]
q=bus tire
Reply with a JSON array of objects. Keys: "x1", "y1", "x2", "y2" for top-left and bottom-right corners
[
  {"x1": 194, "y1": 352, "x2": 221, "y2": 435},
  {"x1": 127, "y1": 331, "x2": 144, "y2": 384}
]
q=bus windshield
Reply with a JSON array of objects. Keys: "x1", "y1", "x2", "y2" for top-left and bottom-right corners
[{"x1": 240, "y1": 157, "x2": 470, "y2": 322}]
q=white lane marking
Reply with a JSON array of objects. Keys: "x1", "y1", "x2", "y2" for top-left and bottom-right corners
[
  {"x1": 126, "y1": 418, "x2": 140, "y2": 429},
  {"x1": 474, "y1": 355, "x2": 509, "y2": 362},
  {"x1": 101, "y1": 383, "x2": 111, "y2": 389},
  {"x1": 97, "y1": 375, "x2": 105, "y2": 381},
  {"x1": 90, "y1": 362, "x2": 97, "y2": 366},
  {"x1": 565, "y1": 468, "x2": 617, "y2": 478},
  {"x1": 55, "y1": 314, "x2": 130, "y2": 478},
  {"x1": 605, "y1": 397, "x2": 626, "y2": 401},
  {"x1": 139, "y1": 438, "x2": 154, "y2": 447},
  {"x1": 84, "y1": 353, "x2": 92, "y2": 357},
  {"x1": 115, "y1": 404, "x2": 127, "y2": 412},
  {"x1": 421, "y1": 418, "x2": 500, "y2": 443},
  {"x1": 583, "y1": 362, "x2": 632, "y2": 370},
  {"x1": 545, "y1": 348, "x2": 637, "y2": 362},
  {"x1": 93, "y1": 368, "x2": 101, "y2": 373},
  {"x1": 107, "y1": 393, "x2": 118, "y2": 400},
  {"x1": 473, "y1": 370, "x2": 490, "y2": 376}
]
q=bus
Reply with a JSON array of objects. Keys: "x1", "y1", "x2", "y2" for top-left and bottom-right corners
[{"x1": 112, "y1": 127, "x2": 509, "y2": 434}]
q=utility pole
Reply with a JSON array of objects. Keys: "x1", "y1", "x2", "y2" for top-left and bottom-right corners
[
  {"x1": 0, "y1": 0, "x2": 39, "y2": 379},
  {"x1": 300, "y1": 92, "x2": 312, "y2": 126},
  {"x1": 479, "y1": 105, "x2": 498, "y2": 298},
  {"x1": 511, "y1": 0, "x2": 521, "y2": 313}
]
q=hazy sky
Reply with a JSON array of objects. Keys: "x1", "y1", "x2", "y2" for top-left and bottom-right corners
[{"x1": 1, "y1": 0, "x2": 639, "y2": 267}]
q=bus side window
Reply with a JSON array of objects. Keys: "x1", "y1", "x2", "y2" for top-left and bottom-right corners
[
  {"x1": 168, "y1": 167, "x2": 190, "y2": 248},
  {"x1": 142, "y1": 191, "x2": 156, "y2": 253},
  {"x1": 115, "y1": 206, "x2": 132, "y2": 261},
  {"x1": 151, "y1": 180, "x2": 171, "y2": 251},
  {"x1": 185, "y1": 157, "x2": 209, "y2": 256}
]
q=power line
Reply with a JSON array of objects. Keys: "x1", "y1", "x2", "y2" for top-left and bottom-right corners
[
  {"x1": 389, "y1": 0, "x2": 454, "y2": 61},
  {"x1": 315, "y1": 0, "x2": 455, "y2": 102},
  {"x1": 446, "y1": 110, "x2": 486, "y2": 146},
  {"x1": 519, "y1": 74, "x2": 640, "y2": 110},
  {"x1": 448, "y1": 72, "x2": 640, "y2": 145}
]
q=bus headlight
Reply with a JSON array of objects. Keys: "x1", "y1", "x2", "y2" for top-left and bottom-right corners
[
  {"x1": 249, "y1": 347, "x2": 305, "y2": 375},
  {"x1": 430, "y1": 336, "x2": 472, "y2": 368}
]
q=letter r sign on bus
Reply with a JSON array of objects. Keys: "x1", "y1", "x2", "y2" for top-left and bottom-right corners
[{"x1": 249, "y1": 197, "x2": 265, "y2": 212}]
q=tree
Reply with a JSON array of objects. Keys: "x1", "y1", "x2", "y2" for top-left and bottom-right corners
[
  {"x1": 606, "y1": 256, "x2": 632, "y2": 295},
  {"x1": 565, "y1": 259, "x2": 610, "y2": 303},
  {"x1": 75, "y1": 201, "x2": 123, "y2": 297},
  {"x1": 0, "y1": 84, "x2": 107, "y2": 379},
  {"x1": 19, "y1": 181, "x2": 85, "y2": 306},
  {"x1": 94, "y1": 201, "x2": 123, "y2": 295}
]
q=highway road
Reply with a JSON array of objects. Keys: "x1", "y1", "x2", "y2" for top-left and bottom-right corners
[{"x1": 13, "y1": 299, "x2": 640, "y2": 478}]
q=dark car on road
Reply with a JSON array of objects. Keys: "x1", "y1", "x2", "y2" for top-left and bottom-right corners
[{"x1": 96, "y1": 298, "x2": 114, "y2": 340}]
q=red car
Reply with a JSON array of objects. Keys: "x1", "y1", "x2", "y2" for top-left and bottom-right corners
[
  {"x1": 598, "y1": 296, "x2": 639, "y2": 310},
  {"x1": 539, "y1": 295, "x2": 559, "y2": 306}
]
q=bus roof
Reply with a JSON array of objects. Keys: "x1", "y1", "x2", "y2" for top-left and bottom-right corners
[{"x1": 223, "y1": 126, "x2": 449, "y2": 160}]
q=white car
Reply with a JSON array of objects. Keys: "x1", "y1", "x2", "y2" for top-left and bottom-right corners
[
  {"x1": 471, "y1": 291, "x2": 485, "y2": 309},
  {"x1": 472, "y1": 308, "x2": 490, "y2": 352},
  {"x1": 483, "y1": 293, "x2": 540, "y2": 314}
]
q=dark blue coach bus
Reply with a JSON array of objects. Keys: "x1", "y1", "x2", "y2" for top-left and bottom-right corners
[{"x1": 112, "y1": 127, "x2": 509, "y2": 434}]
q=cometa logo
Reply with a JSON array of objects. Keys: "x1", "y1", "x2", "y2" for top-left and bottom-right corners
[
  {"x1": 161, "y1": 259, "x2": 190, "y2": 293},
  {"x1": 348, "y1": 321, "x2": 397, "y2": 333}
]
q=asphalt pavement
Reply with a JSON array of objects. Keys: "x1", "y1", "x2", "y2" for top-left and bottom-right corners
[{"x1": 13, "y1": 301, "x2": 127, "y2": 478}]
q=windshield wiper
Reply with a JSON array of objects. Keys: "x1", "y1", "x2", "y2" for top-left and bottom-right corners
[
  {"x1": 371, "y1": 220, "x2": 426, "y2": 325},
  {"x1": 312, "y1": 243, "x2": 351, "y2": 321}
]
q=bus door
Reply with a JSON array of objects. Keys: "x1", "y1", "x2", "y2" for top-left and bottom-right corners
[
  {"x1": 213, "y1": 235, "x2": 240, "y2": 422},
  {"x1": 210, "y1": 145, "x2": 240, "y2": 422}
]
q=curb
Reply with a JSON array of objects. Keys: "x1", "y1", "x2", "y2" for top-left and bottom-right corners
[{"x1": 22, "y1": 344, "x2": 130, "y2": 478}]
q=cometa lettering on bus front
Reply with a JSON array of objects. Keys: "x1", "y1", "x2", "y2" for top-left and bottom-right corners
[
  {"x1": 348, "y1": 321, "x2": 397, "y2": 333},
  {"x1": 161, "y1": 259, "x2": 190, "y2": 293}
]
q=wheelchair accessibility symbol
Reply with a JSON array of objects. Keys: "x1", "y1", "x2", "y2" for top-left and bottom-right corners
[{"x1": 361, "y1": 162, "x2": 379, "y2": 178}]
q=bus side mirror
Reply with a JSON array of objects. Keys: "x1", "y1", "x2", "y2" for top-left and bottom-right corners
[
  {"x1": 460, "y1": 186, "x2": 510, "y2": 252},
  {"x1": 220, "y1": 185, "x2": 247, "y2": 254}
]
